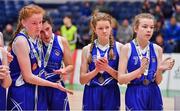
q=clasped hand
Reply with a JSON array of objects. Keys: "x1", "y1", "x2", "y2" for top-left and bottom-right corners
[
  {"x1": 95, "y1": 57, "x2": 109, "y2": 72},
  {"x1": 0, "y1": 65, "x2": 10, "y2": 80}
]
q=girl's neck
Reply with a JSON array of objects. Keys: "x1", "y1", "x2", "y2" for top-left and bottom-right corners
[
  {"x1": 23, "y1": 29, "x2": 37, "y2": 40},
  {"x1": 29, "y1": 36, "x2": 37, "y2": 44},
  {"x1": 29, "y1": 35, "x2": 36, "y2": 40},
  {"x1": 97, "y1": 38, "x2": 109, "y2": 46},
  {"x1": 136, "y1": 37, "x2": 149, "y2": 49}
]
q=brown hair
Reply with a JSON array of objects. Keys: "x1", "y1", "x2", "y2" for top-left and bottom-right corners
[
  {"x1": 8, "y1": 4, "x2": 45, "y2": 48},
  {"x1": 88, "y1": 12, "x2": 114, "y2": 63},
  {"x1": 131, "y1": 13, "x2": 155, "y2": 39},
  {"x1": 43, "y1": 15, "x2": 53, "y2": 26}
]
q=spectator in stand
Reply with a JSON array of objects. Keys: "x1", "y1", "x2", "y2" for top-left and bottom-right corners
[
  {"x1": 117, "y1": 19, "x2": 133, "y2": 44},
  {"x1": 81, "y1": 27, "x2": 91, "y2": 47},
  {"x1": 151, "y1": 20, "x2": 165, "y2": 42},
  {"x1": 60, "y1": 15, "x2": 78, "y2": 84},
  {"x1": 173, "y1": 2, "x2": 180, "y2": 23},
  {"x1": 3, "y1": 24, "x2": 13, "y2": 46},
  {"x1": 156, "y1": 0, "x2": 166, "y2": 9},
  {"x1": 153, "y1": 5, "x2": 164, "y2": 22},
  {"x1": 155, "y1": 33, "x2": 164, "y2": 48},
  {"x1": 155, "y1": 33, "x2": 175, "y2": 53},
  {"x1": 141, "y1": 0, "x2": 152, "y2": 13},
  {"x1": 111, "y1": 17, "x2": 120, "y2": 41},
  {"x1": 156, "y1": 0, "x2": 173, "y2": 19},
  {"x1": 60, "y1": 15, "x2": 78, "y2": 52},
  {"x1": 164, "y1": 16, "x2": 180, "y2": 52},
  {"x1": 81, "y1": 1, "x2": 92, "y2": 17},
  {"x1": 92, "y1": 0, "x2": 111, "y2": 14}
]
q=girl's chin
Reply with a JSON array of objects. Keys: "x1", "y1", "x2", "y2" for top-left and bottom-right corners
[{"x1": 102, "y1": 36, "x2": 109, "y2": 39}]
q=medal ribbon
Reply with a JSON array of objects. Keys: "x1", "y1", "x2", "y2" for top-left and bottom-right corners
[
  {"x1": 134, "y1": 39, "x2": 150, "y2": 76},
  {"x1": 96, "y1": 40, "x2": 109, "y2": 74},
  {"x1": 43, "y1": 35, "x2": 54, "y2": 68},
  {"x1": 22, "y1": 29, "x2": 43, "y2": 67}
]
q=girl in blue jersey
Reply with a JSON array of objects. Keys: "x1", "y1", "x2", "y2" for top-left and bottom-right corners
[
  {"x1": 40, "y1": 15, "x2": 73, "y2": 110},
  {"x1": 0, "y1": 32, "x2": 12, "y2": 110},
  {"x1": 7, "y1": 4, "x2": 72, "y2": 110},
  {"x1": 118, "y1": 13, "x2": 175, "y2": 110},
  {"x1": 80, "y1": 12, "x2": 123, "y2": 110},
  {"x1": 0, "y1": 47, "x2": 12, "y2": 110}
]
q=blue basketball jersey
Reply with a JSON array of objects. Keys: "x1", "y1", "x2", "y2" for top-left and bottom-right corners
[
  {"x1": 43, "y1": 34, "x2": 63, "y2": 82},
  {"x1": 125, "y1": 40, "x2": 163, "y2": 110},
  {"x1": 9, "y1": 33, "x2": 44, "y2": 84},
  {"x1": 0, "y1": 85, "x2": 6, "y2": 110},
  {"x1": 83, "y1": 40, "x2": 120, "y2": 110},
  {"x1": 87, "y1": 41, "x2": 119, "y2": 86},
  {"x1": 127, "y1": 40, "x2": 157, "y2": 84},
  {"x1": 7, "y1": 32, "x2": 46, "y2": 110},
  {"x1": 43, "y1": 34, "x2": 69, "y2": 110},
  {"x1": 0, "y1": 59, "x2": 6, "y2": 110}
]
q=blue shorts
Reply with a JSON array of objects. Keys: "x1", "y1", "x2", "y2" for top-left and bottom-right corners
[
  {"x1": 7, "y1": 84, "x2": 47, "y2": 110},
  {"x1": 125, "y1": 82, "x2": 163, "y2": 110},
  {"x1": 83, "y1": 84, "x2": 120, "y2": 110},
  {"x1": 45, "y1": 81, "x2": 69, "y2": 110},
  {"x1": 0, "y1": 86, "x2": 6, "y2": 110}
]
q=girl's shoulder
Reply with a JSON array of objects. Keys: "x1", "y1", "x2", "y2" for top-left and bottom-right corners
[{"x1": 82, "y1": 44, "x2": 91, "y2": 58}]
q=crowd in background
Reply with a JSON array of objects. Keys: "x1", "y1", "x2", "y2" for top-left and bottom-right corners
[{"x1": 0, "y1": 0, "x2": 180, "y2": 53}]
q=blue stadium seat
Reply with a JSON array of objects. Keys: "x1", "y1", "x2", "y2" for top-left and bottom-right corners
[
  {"x1": 70, "y1": 5, "x2": 80, "y2": 13},
  {"x1": 58, "y1": 5, "x2": 70, "y2": 12},
  {"x1": 72, "y1": 12, "x2": 82, "y2": 19},
  {"x1": 49, "y1": 10, "x2": 60, "y2": 18},
  {"x1": 133, "y1": 1, "x2": 142, "y2": 8}
]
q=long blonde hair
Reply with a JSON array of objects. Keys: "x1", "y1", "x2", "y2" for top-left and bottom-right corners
[
  {"x1": 88, "y1": 12, "x2": 115, "y2": 63},
  {"x1": 9, "y1": 4, "x2": 45, "y2": 48}
]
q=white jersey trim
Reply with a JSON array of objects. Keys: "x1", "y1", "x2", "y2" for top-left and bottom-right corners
[
  {"x1": 153, "y1": 43, "x2": 159, "y2": 58},
  {"x1": 116, "y1": 42, "x2": 121, "y2": 56},
  {"x1": 12, "y1": 36, "x2": 30, "y2": 56},
  {"x1": 127, "y1": 43, "x2": 131, "y2": 60},
  {"x1": 57, "y1": 34, "x2": 64, "y2": 53},
  {"x1": 0, "y1": 50, "x2": 2, "y2": 61}
]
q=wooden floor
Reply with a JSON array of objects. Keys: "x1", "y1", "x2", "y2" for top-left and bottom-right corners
[{"x1": 68, "y1": 91, "x2": 174, "y2": 110}]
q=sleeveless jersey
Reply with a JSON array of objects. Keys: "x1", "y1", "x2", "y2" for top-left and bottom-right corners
[
  {"x1": 0, "y1": 59, "x2": 6, "y2": 110},
  {"x1": 7, "y1": 32, "x2": 46, "y2": 110},
  {"x1": 127, "y1": 40, "x2": 157, "y2": 84},
  {"x1": 87, "y1": 41, "x2": 119, "y2": 86},
  {"x1": 43, "y1": 34, "x2": 63, "y2": 82}
]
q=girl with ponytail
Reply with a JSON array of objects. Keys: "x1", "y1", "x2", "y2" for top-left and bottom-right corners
[
  {"x1": 118, "y1": 13, "x2": 175, "y2": 110},
  {"x1": 7, "y1": 4, "x2": 72, "y2": 110},
  {"x1": 80, "y1": 12, "x2": 123, "y2": 110}
]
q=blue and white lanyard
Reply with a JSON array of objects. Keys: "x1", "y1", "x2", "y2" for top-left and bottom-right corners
[
  {"x1": 134, "y1": 39, "x2": 150, "y2": 76},
  {"x1": 43, "y1": 35, "x2": 54, "y2": 68}
]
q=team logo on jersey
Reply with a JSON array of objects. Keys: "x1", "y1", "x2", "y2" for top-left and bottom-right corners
[
  {"x1": 54, "y1": 49, "x2": 60, "y2": 56},
  {"x1": 133, "y1": 56, "x2": 139, "y2": 65},
  {"x1": 32, "y1": 63, "x2": 38, "y2": 71}
]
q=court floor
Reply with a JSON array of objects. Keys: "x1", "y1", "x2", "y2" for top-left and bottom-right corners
[{"x1": 68, "y1": 91, "x2": 174, "y2": 110}]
